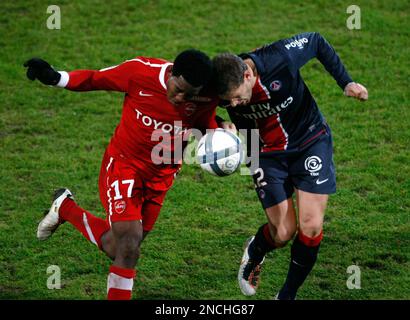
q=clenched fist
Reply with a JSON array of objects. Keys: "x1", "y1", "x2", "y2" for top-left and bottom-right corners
[
  {"x1": 221, "y1": 121, "x2": 237, "y2": 134},
  {"x1": 344, "y1": 82, "x2": 368, "y2": 101},
  {"x1": 24, "y1": 58, "x2": 61, "y2": 85}
]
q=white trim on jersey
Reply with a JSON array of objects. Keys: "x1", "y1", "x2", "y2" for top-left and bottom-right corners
[
  {"x1": 125, "y1": 58, "x2": 165, "y2": 68},
  {"x1": 276, "y1": 114, "x2": 289, "y2": 150},
  {"x1": 99, "y1": 59, "x2": 164, "y2": 73},
  {"x1": 126, "y1": 58, "x2": 172, "y2": 90},
  {"x1": 56, "y1": 71, "x2": 69, "y2": 88},
  {"x1": 99, "y1": 65, "x2": 119, "y2": 72},
  {"x1": 257, "y1": 77, "x2": 288, "y2": 149},
  {"x1": 99, "y1": 58, "x2": 172, "y2": 91},
  {"x1": 107, "y1": 182, "x2": 113, "y2": 227},
  {"x1": 258, "y1": 77, "x2": 271, "y2": 99},
  {"x1": 106, "y1": 157, "x2": 114, "y2": 226},
  {"x1": 106, "y1": 156, "x2": 114, "y2": 172},
  {"x1": 159, "y1": 62, "x2": 173, "y2": 90}
]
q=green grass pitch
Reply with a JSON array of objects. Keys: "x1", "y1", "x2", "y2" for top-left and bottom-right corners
[{"x1": 0, "y1": 0, "x2": 409, "y2": 299}]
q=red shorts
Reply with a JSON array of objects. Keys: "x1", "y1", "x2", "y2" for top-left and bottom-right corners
[{"x1": 98, "y1": 148, "x2": 177, "y2": 232}]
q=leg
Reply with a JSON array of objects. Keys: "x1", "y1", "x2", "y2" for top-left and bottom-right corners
[
  {"x1": 104, "y1": 191, "x2": 166, "y2": 299},
  {"x1": 264, "y1": 197, "x2": 297, "y2": 247},
  {"x1": 101, "y1": 229, "x2": 150, "y2": 259},
  {"x1": 277, "y1": 190, "x2": 328, "y2": 300},
  {"x1": 238, "y1": 199, "x2": 296, "y2": 296},
  {"x1": 250, "y1": 163, "x2": 297, "y2": 258},
  {"x1": 277, "y1": 128, "x2": 336, "y2": 299},
  {"x1": 98, "y1": 153, "x2": 147, "y2": 300},
  {"x1": 100, "y1": 229, "x2": 150, "y2": 260},
  {"x1": 296, "y1": 190, "x2": 327, "y2": 237},
  {"x1": 106, "y1": 220, "x2": 142, "y2": 300},
  {"x1": 100, "y1": 230, "x2": 115, "y2": 260},
  {"x1": 247, "y1": 197, "x2": 297, "y2": 267},
  {"x1": 238, "y1": 158, "x2": 296, "y2": 296},
  {"x1": 111, "y1": 220, "x2": 143, "y2": 268},
  {"x1": 100, "y1": 188, "x2": 167, "y2": 260},
  {"x1": 37, "y1": 188, "x2": 112, "y2": 251},
  {"x1": 97, "y1": 149, "x2": 148, "y2": 261}
]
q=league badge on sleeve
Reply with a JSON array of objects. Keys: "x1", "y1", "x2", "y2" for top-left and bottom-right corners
[{"x1": 269, "y1": 80, "x2": 282, "y2": 91}]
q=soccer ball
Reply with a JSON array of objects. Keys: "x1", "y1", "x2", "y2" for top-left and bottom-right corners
[{"x1": 196, "y1": 128, "x2": 243, "y2": 176}]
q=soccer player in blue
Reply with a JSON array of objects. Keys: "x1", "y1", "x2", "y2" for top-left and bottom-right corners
[{"x1": 212, "y1": 32, "x2": 368, "y2": 300}]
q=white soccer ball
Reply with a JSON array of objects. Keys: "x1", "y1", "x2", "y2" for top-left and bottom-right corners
[{"x1": 196, "y1": 128, "x2": 243, "y2": 176}]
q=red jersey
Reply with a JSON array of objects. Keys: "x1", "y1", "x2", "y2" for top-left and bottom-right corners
[{"x1": 60, "y1": 57, "x2": 220, "y2": 176}]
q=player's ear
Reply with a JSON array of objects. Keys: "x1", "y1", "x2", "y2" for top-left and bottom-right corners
[{"x1": 243, "y1": 67, "x2": 252, "y2": 82}]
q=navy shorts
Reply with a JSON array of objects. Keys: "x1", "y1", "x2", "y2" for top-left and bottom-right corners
[{"x1": 252, "y1": 128, "x2": 336, "y2": 209}]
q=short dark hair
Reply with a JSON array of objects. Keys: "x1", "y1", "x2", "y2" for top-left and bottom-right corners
[
  {"x1": 212, "y1": 53, "x2": 248, "y2": 95},
  {"x1": 172, "y1": 49, "x2": 212, "y2": 87}
]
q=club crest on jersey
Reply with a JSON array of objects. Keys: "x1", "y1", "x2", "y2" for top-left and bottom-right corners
[
  {"x1": 114, "y1": 200, "x2": 126, "y2": 214},
  {"x1": 270, "y1": 80, "x2": 282, "y2": 91}
]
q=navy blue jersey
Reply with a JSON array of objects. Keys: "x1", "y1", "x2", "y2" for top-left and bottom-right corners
[{"x1": 226, "y1": 32, "x2": 353, "y2": 154}]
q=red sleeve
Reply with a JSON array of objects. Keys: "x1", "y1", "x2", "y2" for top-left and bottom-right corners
[{"x1": 64, "y1": 59, "x2": 144, "y2": 92}]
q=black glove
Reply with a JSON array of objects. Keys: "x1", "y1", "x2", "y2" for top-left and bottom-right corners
[{"x1": 23, "y1": 58, "x2": 61, "y2": 85}]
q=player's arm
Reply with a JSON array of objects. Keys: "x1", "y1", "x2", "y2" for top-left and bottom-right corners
[
  {"x1": 281, "y1": 32, "x2": 368, "y2": 100},
  {"x1": 24, "y1": 57, "x2": 139, "y2": 92}
]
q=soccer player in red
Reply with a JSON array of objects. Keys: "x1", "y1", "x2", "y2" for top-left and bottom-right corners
[{"x1": 24, "y1": 50, "x2": 226, "y2": 300}]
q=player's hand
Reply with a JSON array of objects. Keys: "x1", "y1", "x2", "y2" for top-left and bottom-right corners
[
  {"x1": 344, "y1": 82, "x2": 368, "y2": 101},
  {"x1": 221, "y1": 121, "x2": 237, "y2": 134},
  {"x1": 23, "y1": 58, "x2": 61, "y2": 85}
]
